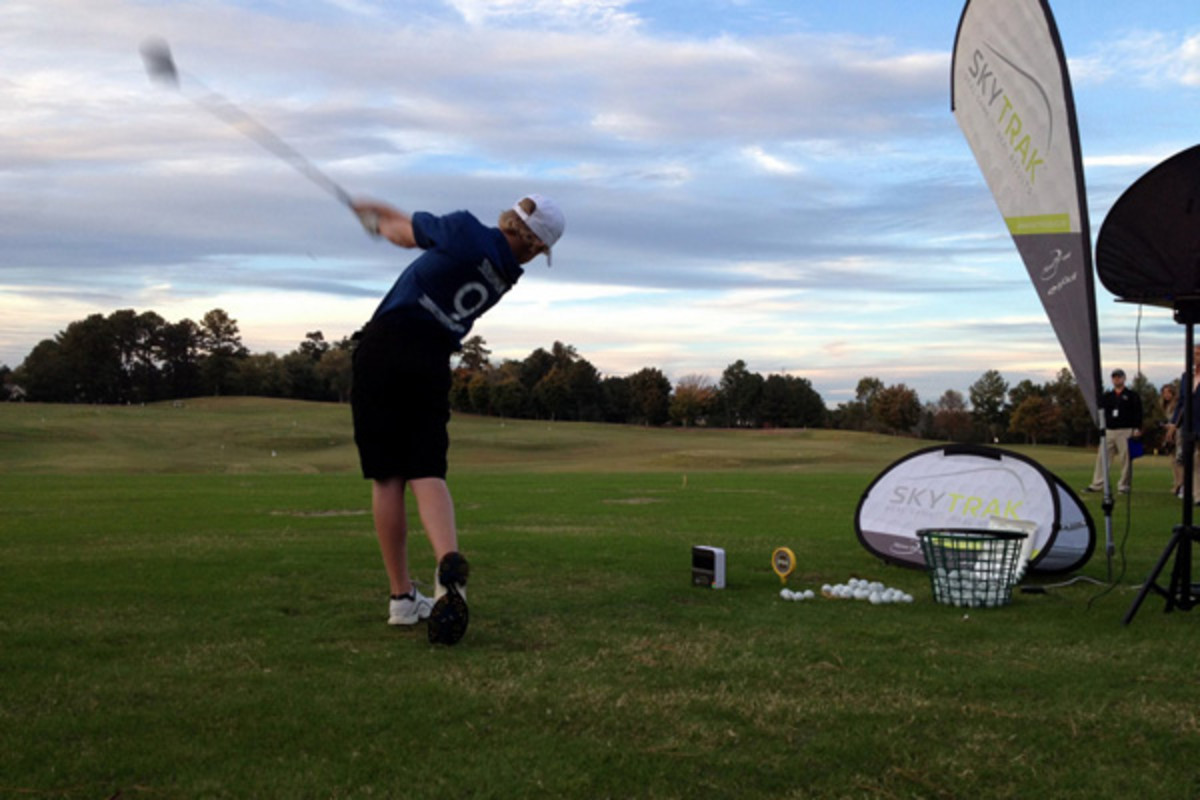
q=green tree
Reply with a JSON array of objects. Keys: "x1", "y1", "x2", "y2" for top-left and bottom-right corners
[
  {"x1": 601, "y1": 376, "x2": 632, "y2": 423},
  {"x1": 237, "y1": 353, "x2": 289, "y2": 397},
  {"x1": 872, "y1": 383, "x2": 921, "y2": 435},
  {"x1": 1010, "y1": 394, "x2": 1061, "y2": 445},
  {"x1": 199, "y1": 309, "x2": 247, "y2": 396},
  {"x1": 316, "y1": 348, "x2": 352, "y2": 402},
  {"x1": 628, "y1": 367, "x2": 672, "y2": 426},
  {"x1": 930, "y1": 389, "x2": 973, "y2": 442},
  {"x1": 565, "y1": 358, "x2": 603, "y2": 421},
  {"x1": 670, "y1": 374, "x2": 716, "y2": 427},
  {"x1": 158, "y1": 318, "x2": 203, "y2": 399},
  {"x1": 14, "y1": 339, "x2": 72, "y2": 401},
  {"x1": 457, "y1": 336, "x2": 492, "y2": 372},
  {"x1": 719, "y1": 360, "x2": 764, "y2": 427},
  {"x1": 1046, "y1": 368, "x2": 1093, "y2": 446},
  {"x1": 533, "y1": 366, "x2": 573, "y2": 420},
  {"x1": 970, "y1": 369, "x2": 1009, "y2": 442},
  {"x1": 57, "y1": 314, "x2": 124, "y2": 403},
  {"x1": 108, "y1": 309, "x2": 166, "y2": 402},
  {"x1": 519, "y1": 348, "x2": 556, "y2": 392}
]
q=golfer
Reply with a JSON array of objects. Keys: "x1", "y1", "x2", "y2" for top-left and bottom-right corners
[{"x1": 350, "y1": 194, "x2": 565, "y2": 644}]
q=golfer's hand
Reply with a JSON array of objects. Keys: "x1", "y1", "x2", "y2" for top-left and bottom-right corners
[{"x1": 354, "y1": 206, "x2": 381, "y2": 238}]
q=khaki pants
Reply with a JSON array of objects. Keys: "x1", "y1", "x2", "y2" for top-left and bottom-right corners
[
  {"x1": 1089, "y1": 428, "x2": 1134, "y2": 493},
  {"x1": 1174, "y1": 441, "x2": 1200, "y2": 499}
]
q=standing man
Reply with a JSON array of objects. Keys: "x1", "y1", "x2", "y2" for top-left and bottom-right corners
[
  {"x1": 1087, "y1": 368, "x2": 1143, "y2": 495},
  {"x1": 350, "y1": 194, "x2": 565, "y2": 645}
]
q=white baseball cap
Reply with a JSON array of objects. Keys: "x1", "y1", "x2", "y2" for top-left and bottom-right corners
[{"x1": 513, "y1": 194, "x2": 565, "y2": 265}]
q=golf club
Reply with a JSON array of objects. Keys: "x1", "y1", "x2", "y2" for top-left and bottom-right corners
[{"x1": 139, "y1": 36, "x2": 355, "y2": 209}]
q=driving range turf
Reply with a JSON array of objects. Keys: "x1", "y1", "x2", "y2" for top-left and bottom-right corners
[{"x1": 2, "y1": 398, "x2": 1198, "y2": 799}]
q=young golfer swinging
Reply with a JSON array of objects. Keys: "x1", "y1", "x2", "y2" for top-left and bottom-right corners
[{"x1": 349, "y1": 194, "x2": 565, "y2": 645}]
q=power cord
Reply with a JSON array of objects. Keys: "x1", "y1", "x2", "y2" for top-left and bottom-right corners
[{"x1": 1085, "y1": 303, "x2": 1143, "y2": 608}]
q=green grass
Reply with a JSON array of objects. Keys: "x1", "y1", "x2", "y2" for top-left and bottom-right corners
[{"x1": 2, "y1": 399, "x2": 1199, "y2": 799}]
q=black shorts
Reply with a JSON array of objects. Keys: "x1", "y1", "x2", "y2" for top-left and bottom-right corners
[{"x1": 350, "y1": 316, "x2": 455, "y2": 481}]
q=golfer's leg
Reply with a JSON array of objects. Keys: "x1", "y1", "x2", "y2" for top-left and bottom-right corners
[
  {"x1": 372, "y1": 477, "x2": 412, "y2": 596},
  {"x1": 410, "y1": 477, "x2": 457, "y2": 559}
]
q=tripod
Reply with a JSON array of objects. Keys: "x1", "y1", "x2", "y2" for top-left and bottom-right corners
[{"x1": 1123, "y1": 299, "x2": 1200, "y2": 624}]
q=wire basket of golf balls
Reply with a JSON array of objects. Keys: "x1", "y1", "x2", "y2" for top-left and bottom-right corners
[{"x1": 916, "y1": 528, "x2": 1028, "y2": 609}]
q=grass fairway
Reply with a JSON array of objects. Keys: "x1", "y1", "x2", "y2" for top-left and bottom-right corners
[{"x1": 2, "y1": 399, "x2": 1199, "y2": 799}]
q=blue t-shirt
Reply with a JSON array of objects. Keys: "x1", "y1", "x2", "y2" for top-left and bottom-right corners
[{"x1": 371, "y1": 210, "x2": 523, "y2": 347}]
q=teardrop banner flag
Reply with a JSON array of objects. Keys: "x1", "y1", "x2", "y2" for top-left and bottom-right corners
[
  {"x1": 855, "y1": 444, "x2": 1094, "y2": 575},
  {"x1": 951, "y1": 0, "x2": 1103, "y2": 426}
]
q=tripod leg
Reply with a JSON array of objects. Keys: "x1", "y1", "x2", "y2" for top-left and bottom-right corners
[{"x1": 1123, "y1": 526, "x2": 1185, "y2": 625}]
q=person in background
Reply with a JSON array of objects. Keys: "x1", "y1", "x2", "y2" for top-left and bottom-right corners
[
  {"x1": 1161, "y1": 382, "x2": 1182, "y2": 497},
  {"x1": 1169, "y1": 346, "x2": 1200, "y2": 504},
  {"x1": 1086, "y1": 368, "x2": 1142, "y2": 495}
]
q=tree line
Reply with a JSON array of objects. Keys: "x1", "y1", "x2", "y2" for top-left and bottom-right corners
[{"x1": 1, "y1": 308, "x2": 1171, "y2": 447}]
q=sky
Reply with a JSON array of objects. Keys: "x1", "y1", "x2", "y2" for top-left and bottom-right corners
[{"x1": 4, "y1": 0, "x2": 1200, "y2": 408}]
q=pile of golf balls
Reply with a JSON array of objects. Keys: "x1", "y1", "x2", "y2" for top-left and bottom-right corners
[
  {"x1": 778, "y1": 588, "x2": 816, "y2": 601},
  {"x1": 820, "y1": 578, "x2": 914, "y2": 605}
]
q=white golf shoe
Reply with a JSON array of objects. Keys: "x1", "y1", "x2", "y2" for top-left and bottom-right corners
[{"x1": 388, "y1": 588, "x2": 432, "y2": 626}]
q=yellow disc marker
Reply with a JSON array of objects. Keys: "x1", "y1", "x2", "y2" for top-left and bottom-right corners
[{"x1": 772, "y1": 547, "x2": 796, "y2": 585}]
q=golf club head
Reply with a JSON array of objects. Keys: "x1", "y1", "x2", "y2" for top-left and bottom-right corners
[{"x1": 140, "y1": 37, "x2": 179, "y2": 87}]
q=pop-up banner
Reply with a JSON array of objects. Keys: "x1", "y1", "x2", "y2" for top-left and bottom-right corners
[{"x1": 855, "y1": 444, "x2": 1094, "y2": 574}]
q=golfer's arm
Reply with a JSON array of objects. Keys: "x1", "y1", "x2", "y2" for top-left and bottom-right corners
[
  {"x1": 353, "y1": 200, "x2": 417, "y2": 248},
  {"x1": 379, "y1": 211, "x2": 416, "y2": 248}
]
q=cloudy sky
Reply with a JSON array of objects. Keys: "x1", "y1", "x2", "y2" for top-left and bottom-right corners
[{"x1": 4, "y1": 0, "x2": 1199, "y2": 407}]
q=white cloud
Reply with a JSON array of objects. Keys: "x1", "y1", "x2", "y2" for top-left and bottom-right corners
[
  {"x1": 743, "y1": 146, "x2": 802, "y2": 176},
  {"x1": 443, "y1": 0, "x2": 642, "y2": 32}
]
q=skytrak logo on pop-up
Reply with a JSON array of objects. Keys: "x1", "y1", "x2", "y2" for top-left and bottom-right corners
[
  {"x1": 967, "y1": 45, "x2": 1048, "y2": 187},
  {"x1": 889, "y1": 485, "x2": 1024, "y2": 520}
]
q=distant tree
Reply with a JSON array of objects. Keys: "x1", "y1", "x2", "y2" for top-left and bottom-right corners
[
  {"x1": 833, "y1": 376, "x2": 885, "y2": 432},
  {"x1": 199, "y1": 309, "x2": 248, "y2": 396},
  {"x1": 930, "y1": 389, "x2": 973, "y2": 442},
  {"x1": 1046, "y1": 368, "x2": 1093, "y2": 446},
  {"x1": 1007, "y1": 379, "x2": 1044, "y2": 412},
  {"x1": 670, "y1": 374, "x2": 716, "y2": 427},
  {"x1": 565, "y1": 358, "x2": 603, "y2": 421},
  {"x1": 970, "y1": 369, "x2": 1009, "y2": 442},
  {"x1": 237, "y1": 353, "x2": 289, "y2": 397},
  {"x1": 14, "y1": 339, "x2": 72, "y2": 401},
  {"x1": 792, "y1": 375, "x2": 828, "y2": 428},
  {"x1": 533, "y1": 366, "x2": 573, "y2": 420},
  {"x1": 457, "y1": 336, "x2": 492, "y2": 373},
  {"x1": 316, "y1": 348, "x2": 352, "y2": 402},
  {"x1": 297, "y1": 331, "x2": 330, "y2": 362},
  {"x1": 872, "y1": 383, "x2": 921, "y2": 435},
  {"x1": 627, "y1": 367, "x2": 672, "y2": 426},
  {"x1": 108, "y1": 309, "x2": 166, "y2": 402},
  {"x1": 519, "y1": 347, "x2": 556, "y2": 391},
  {"x1": 283, "y1": 349, "x2": 325, "y2": 400},
  {"x1": 757, "y1": 374, "x2": 824, "y2": 428},
  {"x1": 718, "y1": 360, "x2": 764, "y2": 427},
  {"x1": 54, "y1": 314, "x2": 122, "y2": 402},
  {"x1": 550, "y1": 341, "x2": 578, "y2": 368},
  {"x1": 159, "y1": 318, "x2": 204, "y2": 399},
  {"x1": 1010, "y1": 394, "x2": 1060, "y2": 445},
  {"x1": 483, "y1": 361, "x2": 527, "y2": 418},
  {"x1": 856, "y1": 376, "x2": 884, "y2": 406},
  {"x1": 601, "y1": 376, "x2": 632, "y2": 423},
  {"x1": 467, "y1": 371, "x2": 491, "y2": 414}
]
